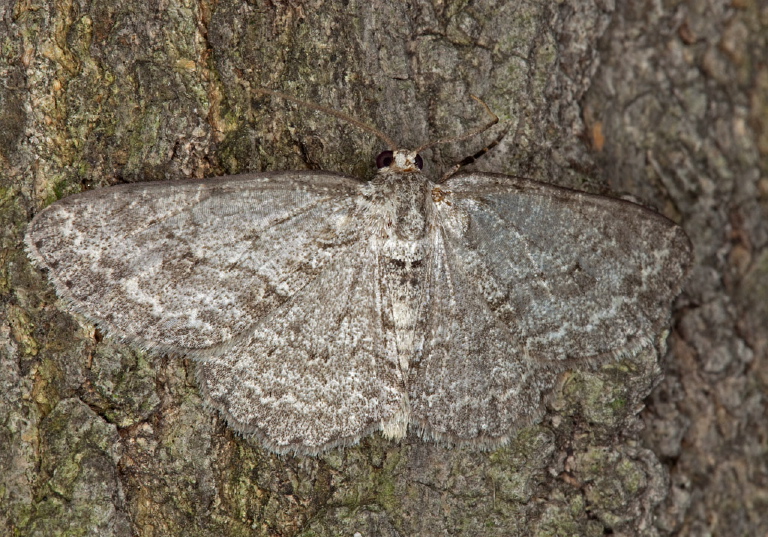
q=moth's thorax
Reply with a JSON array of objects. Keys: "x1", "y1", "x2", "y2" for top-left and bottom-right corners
[{"x1": 367, "y1": 169, "x2": 433, "y2": 249}]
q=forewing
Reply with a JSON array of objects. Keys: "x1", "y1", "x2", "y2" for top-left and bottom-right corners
[
  {"x1": 433, "y1": 172, "x2": 692, "y2": 362},
  {"x1": 196, "y1": 239, "x2": 406, "y2": 455},
  {"x1": 25, "y1": 172, "x2": 364, "y2": 352}
]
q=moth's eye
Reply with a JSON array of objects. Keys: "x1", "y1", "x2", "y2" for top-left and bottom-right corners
[
  {"x1": 415, "y1": 154, "x2": 424, "y2": 170},
  {"x1": 376, "y1": 151, "x2": 394, "y2": 169}
]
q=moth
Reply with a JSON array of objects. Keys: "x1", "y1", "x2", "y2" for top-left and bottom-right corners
[{"x1": 25, "y1": 90, "x2": 692, "y2": 454}]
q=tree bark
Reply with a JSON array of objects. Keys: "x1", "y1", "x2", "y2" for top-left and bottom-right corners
[{"x1": 1, "y1": 0, "x2": 765, "y2": 535}]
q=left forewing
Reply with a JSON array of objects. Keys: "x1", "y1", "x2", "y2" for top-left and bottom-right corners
[{"x1": 431, "y1": 172, "x2": 693, "y2": 364}]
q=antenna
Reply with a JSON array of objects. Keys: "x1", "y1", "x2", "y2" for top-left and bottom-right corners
[
  {"x1": 255, "y1": 87, "x2": 398, "y2": 150},
  {"x1": 256, "y1": 88, "x2": 511, "y2": 179},
  {"x1": 415, "y1": 95, "x2": 500, "y2": 154}
]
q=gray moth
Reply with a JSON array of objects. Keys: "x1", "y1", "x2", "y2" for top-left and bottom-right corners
[{"x1": 25, "y1": 97, "x2": 692, "y2": 455}]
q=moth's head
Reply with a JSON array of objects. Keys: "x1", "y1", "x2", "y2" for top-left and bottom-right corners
[{"x1": 376, "y1": 150, "x2": 424, "y2": 173}]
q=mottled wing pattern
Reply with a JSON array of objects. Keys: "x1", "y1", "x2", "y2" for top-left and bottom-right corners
[
  {"x1": 25, "y1": 163, "x2": 692, "y2": 454},
  {"x1": 196, "y1": 237, "x2": 406, "y2": 455},
  {"x1": 410, "y1": 172, "x2": 692, "y2": 443},
  {"x1": 25, "y1": 172, "x2": 363, "y2": 352}
]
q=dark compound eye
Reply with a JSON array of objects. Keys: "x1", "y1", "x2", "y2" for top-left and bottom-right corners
[
  {"x1": 376, "y1": 151, "x2": 394, "y2": 168},
  {"x1": 415, "y1": 154, "x2": 424, "y2": 169}
]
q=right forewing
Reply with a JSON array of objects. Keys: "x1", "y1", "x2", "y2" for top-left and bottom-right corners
[{"x1": 25, "y1": 172, "x2": 364, "y2": 352}]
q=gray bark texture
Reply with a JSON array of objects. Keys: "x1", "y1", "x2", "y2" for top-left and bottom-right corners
[{"x1": 1, "y1": 0, "x2": 765, "y2": 535}]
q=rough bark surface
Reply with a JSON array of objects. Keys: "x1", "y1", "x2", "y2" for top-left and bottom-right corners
[{"x1": 0, "y1": 0, "x2": 765, "y2": 536}]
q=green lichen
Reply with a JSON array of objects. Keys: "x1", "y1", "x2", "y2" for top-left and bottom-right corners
[{"x1": 533, "y1": 491, "x2": 604, "y2": 537}]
